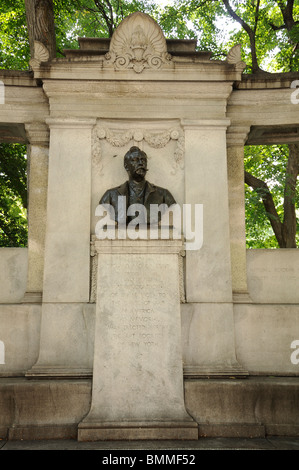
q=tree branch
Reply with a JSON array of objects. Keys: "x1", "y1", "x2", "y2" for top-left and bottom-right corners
[
  {"x1": 278, "y1": 0, "x2": 297, "y2": 31},
  {"x1": 222, "y1": 0, "x2": 262, "y2": 72},
  {"x1": 253, "y1": 0, "x2": 261, "y2": 35},
  {"x1": 245, "y1": 170, "x2": 284, "y2": 247},
  {"x1": 222, "y1": 0, "x2": 252, "y2": 35}
]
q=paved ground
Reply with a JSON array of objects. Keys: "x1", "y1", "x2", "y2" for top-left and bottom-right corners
[{"x1": 1, "y1": 437, "x2": 299, "y2": 450}]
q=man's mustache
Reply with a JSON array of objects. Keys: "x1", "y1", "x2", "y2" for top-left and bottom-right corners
[{"x1": 136, "y1": 167, "x2": 148, "y2": 172}]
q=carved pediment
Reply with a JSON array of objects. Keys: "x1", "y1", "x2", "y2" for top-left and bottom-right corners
[{"x1": 105, "y1": 12, "x2": 172, "y2": 73}]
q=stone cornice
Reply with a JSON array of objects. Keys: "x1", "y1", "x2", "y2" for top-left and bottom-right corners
[
  {"x1": 182, "y1": 119, "x2": 231, "y2": 130},
  {"x1": 45, "y1": 118, "x2": 96, "y2": 129}
]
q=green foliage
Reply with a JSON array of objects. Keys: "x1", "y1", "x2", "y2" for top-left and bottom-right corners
[
  {"x1": 244, "y1": 144, "x2": 299, "y2": 248},
  {"x1": 0, "y1": 1, "x2": 298, "y2": 248},
  {"x1": 0, "y1": 0, "x2": 29, "y2": 69},
  {"x1": 0, "y1": 0, "x2": 298, "y2": 71},
  {"x1": 155, "y1": 0, "x2": 230, "y2": 59},
  {"x1": 0, "y1": 144, "x2": 27, "y2": 247}
]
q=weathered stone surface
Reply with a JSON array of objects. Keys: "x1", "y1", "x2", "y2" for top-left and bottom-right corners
[
  {"x1": 185, "y1": 377, "x2": 299, "y2": 437},
  {"x1": 0, "y1": 249, "x2": 27, "y2": 303},
  {"x1": 246, "y1": 249, "x2": 299, "y2": 304},
  {"x1": 0, "y1": 378, "x2": 91, "y2": 440},
  {"x1": 26, "y1": 303, "x2": 95, "y2": 378},
  {"x1": 234, "y1": 303, "x2": 299, "y2": 375},
  {"x1": 0, "y1": 304, "x2": 41, "y2": 376}
]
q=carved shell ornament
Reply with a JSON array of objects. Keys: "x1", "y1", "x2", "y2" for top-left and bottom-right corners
[
  {"x1": 105, "y1": 12, "x2": 172, "y2": 73},
  {"x1": 29, "y1": 40, "x2": 50, "y2": 70}
]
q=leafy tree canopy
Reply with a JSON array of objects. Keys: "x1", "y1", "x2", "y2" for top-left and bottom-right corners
[
  {"x1": 0, "y1": 0, "x2": 298, "y2": 72},
  {"x1": 0, "y1": 1, "x2": 298, "y2": 248},
  {"x1": 0, "y1": 144, "x2": 27, "y2": 247}
]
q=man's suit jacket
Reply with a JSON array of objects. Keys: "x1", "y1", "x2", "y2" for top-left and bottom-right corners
[{"x1": 99, "y1": 180, "x2": 176, "y2": 224}]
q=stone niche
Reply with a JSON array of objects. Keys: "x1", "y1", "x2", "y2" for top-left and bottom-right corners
[{"x1": 90, "y1": 119, "x2": 185, "y2": 234}]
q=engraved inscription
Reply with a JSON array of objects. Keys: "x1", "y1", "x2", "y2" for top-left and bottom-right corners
[{"x1": 97, "y1": 254, "x2": 179, "y2": 354}]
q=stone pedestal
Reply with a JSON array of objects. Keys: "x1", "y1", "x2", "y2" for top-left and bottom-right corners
[{"x1": 78, "y1": 236, "x2": 197, "y2": 441}]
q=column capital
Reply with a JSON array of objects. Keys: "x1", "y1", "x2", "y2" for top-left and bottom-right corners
[
  {"x1": 226, "y1": 124, "x2": 251, "y2": 147},
  {"x1": 25, "y1": 122, "x2": 49, "y2": 146}
]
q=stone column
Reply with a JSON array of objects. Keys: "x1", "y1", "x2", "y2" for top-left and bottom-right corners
[
  {"x1": 226, "y1": 125, "x2": 251, "y2": 302},
  {"x1": 42, "y1": 118, "x2": 96, "y2": 303},
  {"x1": 23, "y1": 122, "x2": 49, "y2": 303},
  {"x1": 26, "y1": 118, "x2": 96, "y2": 378},
  {"x1": 183, "y1": 119, "x2": 233, "y2": 303},
  {"x1": 181, "y1": 119, "x2": 248, "y2": 377}
]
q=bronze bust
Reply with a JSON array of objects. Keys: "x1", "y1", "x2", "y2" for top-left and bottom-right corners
[{"x1": 99, "y1": 146, "x2": 176, "y2": 225}]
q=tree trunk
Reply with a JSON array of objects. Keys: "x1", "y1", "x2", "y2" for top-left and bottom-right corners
[
  {"x1": 222, "y1": 0, "x2": 264, "y2": 74},
  {"x1": 25, "y1": 0, "x2": 56, "y2": 60},
  {"x1": 244, "y1": 170, "x2": 284, "y2": 247},
  {"x1": 282, "y1": 143, "x2": 299, "y2": 247},
  {"x1": 245, "y1": 143, "x2": 299, "y2": 248}
]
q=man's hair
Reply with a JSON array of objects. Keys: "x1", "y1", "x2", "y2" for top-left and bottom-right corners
[{"x1": 124, "y1": 146, "x2": 147, "y2": 166}]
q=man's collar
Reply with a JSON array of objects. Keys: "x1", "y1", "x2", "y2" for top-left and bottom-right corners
[
  {"x1": 117, "y1": 180, "x2": 156, "y2": 197},
  {"x1": 128, "y1": 179, "x2": 146, "y2": 192}
]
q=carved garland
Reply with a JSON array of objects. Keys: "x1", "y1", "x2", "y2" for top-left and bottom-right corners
[{"x1": 92, "y1": 126, "x2": 185, "y2": 176}]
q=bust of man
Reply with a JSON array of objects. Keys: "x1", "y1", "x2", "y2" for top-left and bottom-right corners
[{"x1": 99, "y1": 146, "x2": 176, "y2": 225}]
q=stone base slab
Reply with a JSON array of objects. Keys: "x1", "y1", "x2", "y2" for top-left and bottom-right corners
[
  {"x1": 25, "y1": 367, "x2": 92, "y2": 379},
  {"x1": 78, "y1": 421, "x2": 198, "y2": 441},
  {"x1": 8, "y1": 425, "x2": 78, "y2": 441},
  {"x1": 183, "y1": 363, "x2": 249, "y2": 378},
  {"x1": 198, "y1": 423, "x2": 265, "y2": 438},
  {"x1": 1, "y1": 377, "x2": 299, "y2": 440}
]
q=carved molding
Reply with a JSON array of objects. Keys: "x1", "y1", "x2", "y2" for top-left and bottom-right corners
[
  {"x1": 92, "y1": 124, "x2": 185, "y2": 175},
  {"x1": 104, "y1": 12, "x2": 173, "y2": 73}
]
